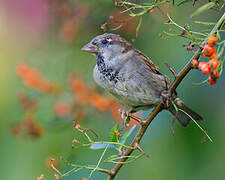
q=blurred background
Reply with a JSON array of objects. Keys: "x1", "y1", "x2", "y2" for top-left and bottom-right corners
[{"x1": 0, "y1": 0, "x2": 225, "y2": 179}]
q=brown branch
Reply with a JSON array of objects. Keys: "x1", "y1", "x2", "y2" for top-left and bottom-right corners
[
  {"x1": 103, "y1": 12, "x2": 225, "y2": 180},
  {"x1": 108, "y1": 103, "x2": 164, "y2": 180},
  {"x1": 99, "y1": 169, "x2": 114, "y2": 176}
]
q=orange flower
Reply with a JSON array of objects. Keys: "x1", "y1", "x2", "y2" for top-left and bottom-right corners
[
  {"x1": 110, "y1": 102, "x2": 123, "y2": 120},
  {"x1": 18, "y1": 91, "x2": 39, "y2": 111},
  {"x1": 69, "y1": 74, "x2": 128, "y2": 122},
  {"x1": 70, "y1": 77, "x2": 88, "y2": 94},
  {"x1": 23, "y1": 115, "x2": 45, "y2": 138},
  {"x1": 17, "y1": 64, "x2": 41, "y2": 89},
  {"x1": 24, "y1": 74, "x2": 41, "y2": 89},
  {"x1": 38, "y1": 81, "x2": 52, "y2": 93},
  {"x1": 53, "y1": 102, "x2": 71, "y2": 117},
  {"x1": 11, "y1": 114, "x2": 44, "y2": 139},
  {"x1": 16, "y1": 64, "x2": 33, "y2": 77},
  {"x1": 53, "y1": 1, "x2": 89, "y2": 42},
  {"x1": 30, "y1": 125, "x2": 44, "y2": 138},
  {"x1": 16, "y1": 64, "x2": 61, "y2": 94},
  {"x1": 89, "y1": 93, "x2": 112, "y2": 111}
]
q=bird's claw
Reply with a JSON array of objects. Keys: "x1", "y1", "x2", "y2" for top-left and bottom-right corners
[
  {"x1": 118, "y1": 109, "x2": 129, "y2": 120},
  {"x1": 118, "y1": 109, "x2": 145, "y2": 126},
  {"x1": 160, "y1": 90, "x2": 172, "y2": 109}
]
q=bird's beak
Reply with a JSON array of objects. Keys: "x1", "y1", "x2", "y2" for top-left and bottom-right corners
[{"x1": 81, "y1": 43, "x2": 99, "y2": 53}]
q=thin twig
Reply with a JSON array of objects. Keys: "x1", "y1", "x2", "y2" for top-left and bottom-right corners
[
  {"x1": 169, "y1": 12, "x2": 225, "y2": 96},
  {"x1": 105, "y1": 12, "x2": 225, "y2": 180},
  {"x1": 89, "y1": 144, "x2": 109, "y2": 178}
]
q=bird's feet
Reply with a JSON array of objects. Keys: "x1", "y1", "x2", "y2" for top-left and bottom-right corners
[{"x1": 160, "y1": 90, "x2": 172, "y2": 109}]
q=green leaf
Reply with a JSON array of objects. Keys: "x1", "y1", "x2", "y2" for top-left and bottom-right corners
[
  {"x1": 125, "y1": 116, "x2": 130, "y2": 126},
  {"x1": 194, "y1": 21, "x2": 216, "y2": 26},
  {"x1": 177, "y1": 0, "x2": 192, "y2": 6},
  {"x1": 109, "y1": 124, "x2": 120, "y2": 143},
  {"x1": 90, "y1": 143, "x2": 115, "y2": 150},
  {"x1": 120, "y1": 125, "x2": 136, "y2": 146},
  {"x1": 136, "y1": 16, "x2": 143, "y2": 37},
  {"x1": 191, "y1": 2, "x2": 216, "y2": 18},
  {"x1": 104, "y1": 155, "x2": 118, "y2": 162}
]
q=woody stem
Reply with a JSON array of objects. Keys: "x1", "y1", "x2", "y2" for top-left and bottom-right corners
[{"x1": 105, "y1": 12, "x2": 225, "y2": 180}]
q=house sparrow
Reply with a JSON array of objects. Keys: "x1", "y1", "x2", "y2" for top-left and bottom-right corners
[{"x1": 81, "y1": 33, "x2": 202, "y2": 127}]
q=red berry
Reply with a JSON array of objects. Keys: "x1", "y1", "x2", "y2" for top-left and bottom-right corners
[
  {"x1": 207, "y1": 76, "x2": 217, "y2": 85},
  {"x1": 210, "y1": 52, "x2": 219, "y2": 59},
  {"x1": 198, "y1": 62, "x2": 210, "y2": 74},
  {"x1": 201, "y1": 67, "x2": 211, "y2": 74},
  {"x1": 212, "y1": 69, "x2": 220, "y2": 79},
  {"x1": 208, "y1": 36, "x2": 218, "y2": 47},
  {"x1": 191, "y1": 59, "x2": 199, "y2": 68},
  {"x1": 209, "y1": 59, "x2": 220, "y2": 69},
  {"x1": 198, "y1": 62, "x2": 206, "y2": 69},
  {"x1": 203, "y1": 44, "x2": 215, "y2": 57}
]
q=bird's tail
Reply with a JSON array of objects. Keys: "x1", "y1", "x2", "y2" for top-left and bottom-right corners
[{"x1": 168, "y1": 98, "x2": 203, "y2": 127}]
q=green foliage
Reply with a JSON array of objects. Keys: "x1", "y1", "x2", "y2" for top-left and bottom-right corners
[
  {"x1": 89, "y1": 125, "x2": 136, "y2": 150},
  {"x1": 124, "y1": 116, "x2": 131, "y2": 126},
  {"x1": 90, "y1": 143, "x2": 115, "y2": 150},
  {"x1": 118, "y1": 0, "x2": 170, "y2": 17},
  {"x1": 136, "y1": 16, "x2": 143, "y2": 37},
  {"x1": 104, "y1": 154, "x2": 143, "y2": 164},
  {"x1": 177, "y1": 0, "x2": 192, "y2": 6},
  {"x1": 119, "y1": 125, "x2": 136, "y2": 146},
  {"x1": 109, "y1": 124, "x2": 120, "y2": 143},
  {"x1": 191, "y1": 2, "x2": 216, "y2": 18}
]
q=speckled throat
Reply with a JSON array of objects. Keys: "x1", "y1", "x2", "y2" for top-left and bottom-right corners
[{"x1": 96, "y1": 53, "x2": 120, "y2": 84}]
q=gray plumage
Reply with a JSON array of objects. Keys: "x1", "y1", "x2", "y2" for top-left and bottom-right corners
[{"x1": 82, "y1": 33, "x2": 202, "y2": 127}]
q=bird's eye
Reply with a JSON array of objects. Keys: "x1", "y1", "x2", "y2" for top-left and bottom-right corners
[{"x1": 101, "y1": 39, "x2": 108, "y2": 44}]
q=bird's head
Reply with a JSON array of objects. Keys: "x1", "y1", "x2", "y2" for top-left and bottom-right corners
[{"x1": 81, "y1": 33, "x2": 134, "y2": 64}]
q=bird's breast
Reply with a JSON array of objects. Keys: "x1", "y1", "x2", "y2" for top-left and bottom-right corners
[{"x1": 94, "y1": 54, "x2": 121, "y2": 84}]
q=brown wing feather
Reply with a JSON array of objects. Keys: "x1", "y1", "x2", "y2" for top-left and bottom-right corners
[
  {"x1": 134, "y1": 49, "x2": 161, "y2": 74},
  {"x1": 103, "y1": 33, "x2": 161, "y2": 74}
]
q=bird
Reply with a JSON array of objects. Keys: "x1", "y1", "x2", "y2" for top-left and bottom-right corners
[{"x1": 81, "y1": 33, "x2": 202, "y2": 127}]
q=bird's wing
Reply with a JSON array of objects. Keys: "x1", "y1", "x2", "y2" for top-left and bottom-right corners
[
  {"x1": 134, "y1": 49, "x2": 161, "y2": 74},
  {"x1": 110, "y1": 52, "x2": 170, "y2": 107}
]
